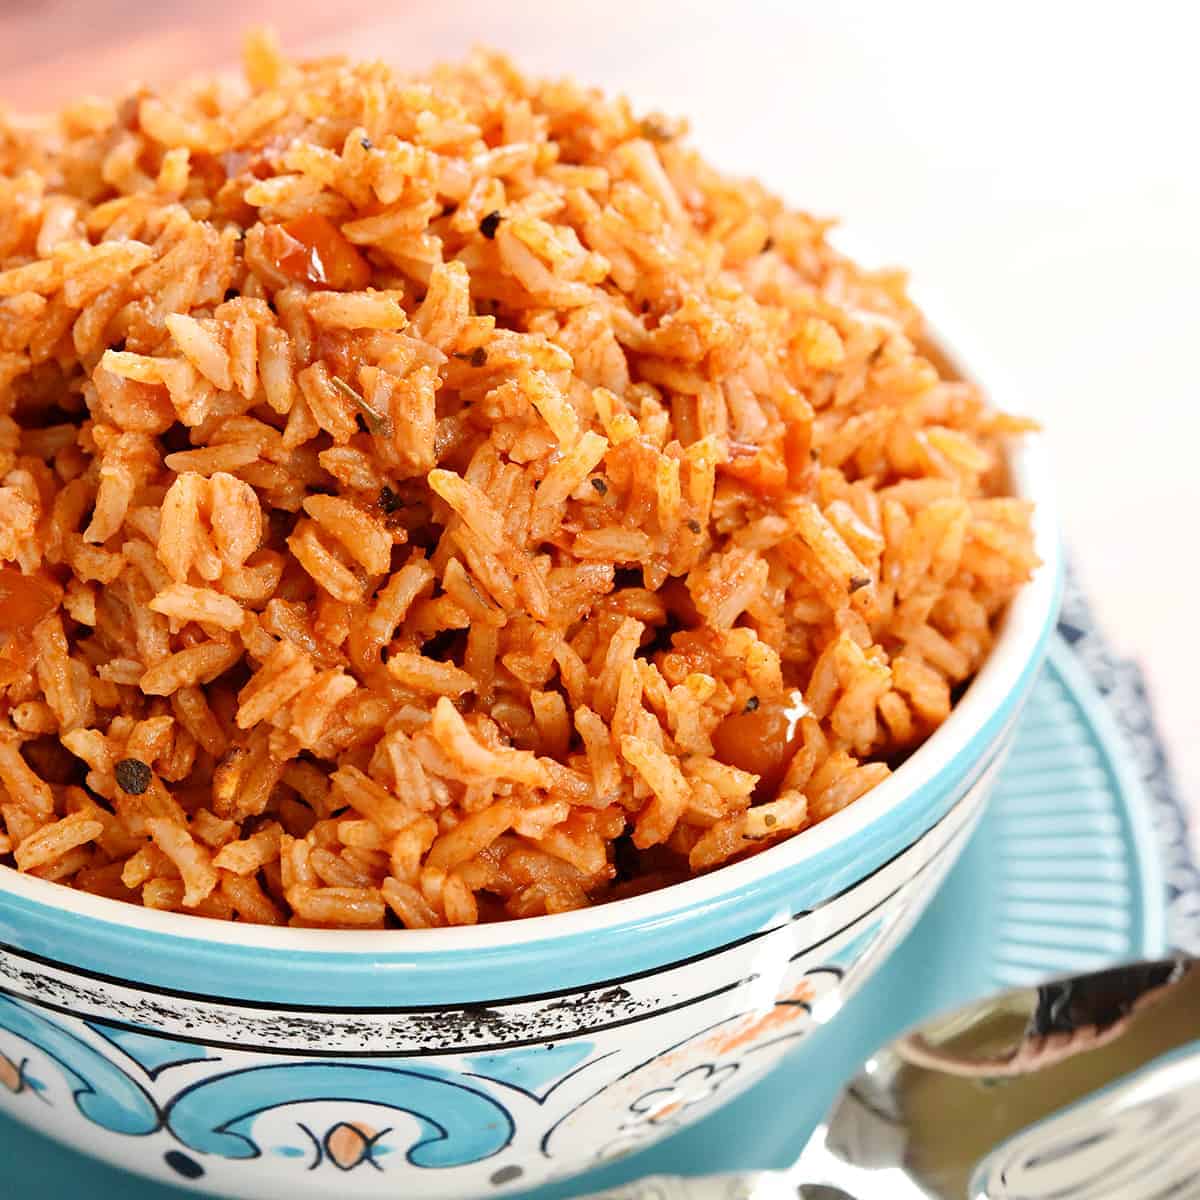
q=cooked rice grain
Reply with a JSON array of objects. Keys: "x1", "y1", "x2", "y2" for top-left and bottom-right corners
[{"x1": 0, "y1": 32, "x2": 1037, "y2": 928}]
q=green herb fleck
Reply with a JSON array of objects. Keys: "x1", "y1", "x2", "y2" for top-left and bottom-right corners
[
  {"x1": 332, "y1": 374, "x2": 393, "y2": 437},
  {"x1": 452, "y1": 347, "x2": 489, "y2": 367},
  {"x1": 743, "y1": 696, "x2": 760, "y2": 713},
  {"x1": 590, "y1": 477, "x2": 608, "y2": 495}
]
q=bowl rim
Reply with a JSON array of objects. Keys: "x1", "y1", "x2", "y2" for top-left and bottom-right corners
[{"x1": 0, "y1": 296, "x2": 1062, "y2": 955}]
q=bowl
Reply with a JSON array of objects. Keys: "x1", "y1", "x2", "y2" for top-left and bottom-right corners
[{"x1": 0, "y1": 321, "x2": 1061, "y2": 1199}]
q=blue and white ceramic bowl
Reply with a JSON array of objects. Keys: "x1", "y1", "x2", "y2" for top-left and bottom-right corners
[{"x1": 0, "y1": 336, "x2": 1061, "y2": 1199}]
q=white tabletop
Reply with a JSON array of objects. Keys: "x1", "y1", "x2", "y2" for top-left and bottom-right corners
[{"x1": 4, "y1": 0, "x2": 1196, "y2": 825}]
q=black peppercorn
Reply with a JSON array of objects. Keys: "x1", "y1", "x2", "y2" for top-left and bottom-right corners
[{"x1": 114, "y1": 758, "x2": 152, "y2": 795}]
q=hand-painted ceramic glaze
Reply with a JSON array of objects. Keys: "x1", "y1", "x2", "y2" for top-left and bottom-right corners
[{"x1": 0, "y1": 350, "x2": 1060, "y2": 1197}]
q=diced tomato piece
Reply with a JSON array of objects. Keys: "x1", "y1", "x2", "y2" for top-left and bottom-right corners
[
  {"x1": 0, "y1": 567, "x2": 60, "y2": 676},
  {"x1": 711, "y1": 690, "x2": 807, "y2": 799},
  {"x1": 263, "y1": 213, "x2": 370, "y2": 291},
  {"x1": 722, "y1": 438, "x2": 788, "y2": 496}
]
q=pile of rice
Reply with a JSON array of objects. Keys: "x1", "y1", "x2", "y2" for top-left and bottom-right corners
[{"x1": 0, "y1": 33, "x2": 1038, "y2": 928}]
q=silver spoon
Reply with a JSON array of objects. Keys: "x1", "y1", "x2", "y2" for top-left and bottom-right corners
[{"x1": 584, "y1": 956, "x2": 1199, "y2": 1200}]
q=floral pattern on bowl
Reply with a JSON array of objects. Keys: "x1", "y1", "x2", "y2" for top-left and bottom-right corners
[{"x1": 0, "y1": 755, "x2": 993, "y2": 1199}]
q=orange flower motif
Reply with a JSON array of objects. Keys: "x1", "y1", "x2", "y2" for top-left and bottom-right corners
[
  {"x1": 0, "y1": 1052, "x2": 25, "y2": 1094},
  {"x1": 705, "y1": 978, "x2": 817, "y2": 1056},
  {"x1": 324, "y1": 1122, "x2": 386, "y2": 1171}
]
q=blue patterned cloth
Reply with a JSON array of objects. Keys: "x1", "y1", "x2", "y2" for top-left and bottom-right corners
[{"x1": 1058, "y1": 570, "x2": 1200, "y2": 953}]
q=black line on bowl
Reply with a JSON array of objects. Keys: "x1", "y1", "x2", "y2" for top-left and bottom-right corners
[
  {"x1": 0, "y1": 976, "x2": 744, "y2": 1059},
  {"x1": 0, "y1": 860, "x2": 939, "y2": 1058}
]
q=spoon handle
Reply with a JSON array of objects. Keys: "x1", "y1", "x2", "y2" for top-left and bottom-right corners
[{"x1": 584, "y1": 958, "x2": 1199, "y2": 1200}]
